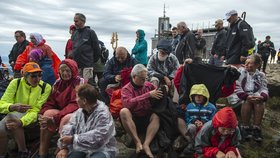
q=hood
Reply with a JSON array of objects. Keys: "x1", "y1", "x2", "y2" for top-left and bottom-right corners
[
  {"x1": 189, "y1": 84, "x2": 209, "y2": 106},
  {"x1": 30, "y1": 32, "x2": 46, "y2": 46},
  {"x1": 212, "y1": 107, "x2": 238, "y2": 129},
  {"x1": 137, "y1": 29, "x2": 145, "y2": 41},
  {"x1": 157, "y1": 39, "x2": 172, "y2": 54},
  {"x1": 60, "y1": 59, "x2": 78, "y2": 78}
]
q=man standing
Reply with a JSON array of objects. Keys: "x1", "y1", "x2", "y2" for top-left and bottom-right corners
[
  {"x1": 225, "y1": 10, "x2": 255, "y2": 66},
  {"x1": 175, "y1": 22, "x2": 197, "y2": 64},
  {"x1": 171, "y1": 27, "x2": 180, "y2": 54},
  {"x1": 9, "y1": 30, "x2": 29, "y2": 78},
  {"x1": 209, "y1": 19, "x2": 227, "y2": 66},
  {"x1": 259, "y1": 35, "x2": 274, "y2": 73},
  {"x1": 195, "y1": 29, "x2": 207, "y2": 62},
  {"x1": 70, "y1": 13, "x2": 100, "y2": 84}
]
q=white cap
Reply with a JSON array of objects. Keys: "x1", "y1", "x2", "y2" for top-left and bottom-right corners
[{"x1": 225, "y1": 10, "x2": 237, "y2": 20}]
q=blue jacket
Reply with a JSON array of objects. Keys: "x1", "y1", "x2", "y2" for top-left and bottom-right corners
[
  {"x1": 40, "y1": 57, "x2": 56, "y2": 85},
  {"x1": 132, "y1": 29, "x2": 148, "y2": 65}
]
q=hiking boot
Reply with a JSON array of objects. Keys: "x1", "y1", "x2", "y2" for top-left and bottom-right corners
[
  {"x1": 253, "y1": 128, "x2": 263, "y2": 142},
  {"x1": 241, "y1": 127, "x2": 252, "y2": 140},
  {"x1": 183, "y1": 143, "x2": 194, "y2": 154}
]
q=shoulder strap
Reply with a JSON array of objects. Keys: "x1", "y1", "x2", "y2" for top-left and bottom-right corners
[
  {"x1": 14, "y1": 78, "x2": 21, "y2": 97},
  {"x1": 38, "y1": 82, "x2": 47, "y2": 94}
]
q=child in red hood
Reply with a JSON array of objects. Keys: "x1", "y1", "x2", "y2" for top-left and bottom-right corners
[{"x1": 194, "y1": 107, "x2": 241, "y2": 158}]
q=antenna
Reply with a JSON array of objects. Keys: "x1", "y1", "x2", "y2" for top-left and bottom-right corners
[{"x1": 163, "y1": 3, "x2": 166, "y2": 17}]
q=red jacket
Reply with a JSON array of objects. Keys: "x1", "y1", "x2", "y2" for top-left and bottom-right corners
[
  {"x1": 121, "y1": 81, "x2": 155, "y2": 117},
  {"x1": 14, "y1": 41, "x2": 61, "y2": 79},
  {"x1": 195, "y1": 107, "x2": 241, "y2": 158},
  {"x1": 40, "y1": 59, "x2": 83, "y2": 125}
]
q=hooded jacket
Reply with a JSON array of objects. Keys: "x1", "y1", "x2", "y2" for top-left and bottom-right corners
[
  {"x1": 185, "y1": 84, "x2": 216, "y2": 124},
  {"x1": 195, "y1": 107, "x2": 241, "y2": 158},
  {"x1": 14, "y1": 36, "x2": 61, "y2": 79},
  {"x1": 0, "y1": 78, "x2": 51, "y2": 126},
  {"x1": 147, "y1": 52, "x2": 180, "y2": 81},
  {"x1": 132, "y1": 29, "x2": 148, "y2": 65},
  {"x1": 40, "y1": 59, "x2": 84, "y2": 126},
  {"x1": 9, "y1": 39, "x2": 29, "y2": 64}
]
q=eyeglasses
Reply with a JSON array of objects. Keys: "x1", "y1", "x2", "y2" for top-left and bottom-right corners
[
  {"x1": 30, "y1": 74, "x2": 42, "y2": 78},
  {"x1": 15, "y1": 35, "x2": 21, "y2": 38},
  {"x1": 220, "y1": 128, "x2": 235, "y2": 134}
]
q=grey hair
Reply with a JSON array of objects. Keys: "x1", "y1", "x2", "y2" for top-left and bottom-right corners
[
  {"x1": 177, "y1": 21, "x2": 187, "y2": 29},
  {"x1": 75, "y1": 13, "x2": 86, "y2": 22},
  {"x1": 131, "y1": 64, "x2": 147, "y2": 77}
]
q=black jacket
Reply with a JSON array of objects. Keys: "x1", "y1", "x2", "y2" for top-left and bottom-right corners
[
  {"x1": 72, "y1": 26, "x2": 101, "y2": 68},
  {"x1": 103, "y1": 54, "x2": 138, "y2": 83},
  {"x1": 225, "y1": 18, "x2": 253, "y2": 64},
  {"x1": 175, "y1": 30, "x2": 197, "y2": 64},
  {"x1": 211, "y1": 28, "x2": 227, "y2": 57},
  {"x1": 8, "y1": 40, "x2": 29, "y2": 64}
]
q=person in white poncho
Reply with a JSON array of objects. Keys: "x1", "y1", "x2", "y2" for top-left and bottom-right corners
[{"x1": 56, "y1": 84, "x2": 117, "y2": 158}]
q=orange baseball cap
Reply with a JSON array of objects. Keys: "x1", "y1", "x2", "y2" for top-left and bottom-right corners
[{"x1": 22, "y1": 62, "x2": 43, "y2": 74}]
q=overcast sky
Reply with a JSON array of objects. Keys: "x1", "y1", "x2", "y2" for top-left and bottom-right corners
[{"x1": 0, "y1": 0, "x2": 279, "y2": 60}]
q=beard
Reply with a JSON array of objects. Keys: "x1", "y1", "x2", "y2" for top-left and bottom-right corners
[{"x1": 158, "y1": 54, "x2": 168, "y2": 62}]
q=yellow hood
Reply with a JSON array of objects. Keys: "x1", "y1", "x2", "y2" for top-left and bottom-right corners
[{"x1": 189, "y1": 84, "x2": 210, "y2": 106}]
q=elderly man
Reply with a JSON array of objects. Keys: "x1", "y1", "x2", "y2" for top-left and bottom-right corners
[
  {"x1": 99, "y1": 47, "x2": 138, "y2": 104},
  {"x1": 70, "y1": 13, "x2": 101, "y2": 84},
  {"x1": 175, "y1": 21, "x2": 197, "y2": 64},
  {"x1": 120, "y1": 64, "x2": 163, "y2": 158},
  {"x1": 195, "y1": 29, "x2": 207, "y2": 61},
  {"x1": 9, "y1": 30, "x2": 29, "y2": 78},
  {"x1": 225, "y1": 10, "x2": 255, "y2": 66},
  {"x1": 209, "y1": 19, "x2": 227, "y2": 66},
  {"x1": 147, "y1": 39, "x2": 180, "y2": 87},
  {"x1": 0, "y1": 62, "x2": 51, "y2": 158}
]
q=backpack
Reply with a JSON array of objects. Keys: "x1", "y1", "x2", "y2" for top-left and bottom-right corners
[
  {"x1": 99, "y1": 41, "x2": 109, "y2": 63},
  {"x1": 237, "y1": 20, "x2": 255, "y2": 50},
  {"x1": 15, "y1": 78, "x2": 47, "y2": 96}
]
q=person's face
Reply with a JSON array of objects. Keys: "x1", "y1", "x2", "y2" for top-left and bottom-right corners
[
  {"x1": 30, "y1": 35, "x2": 37, "y2": 45},
  {"x1": 133, "y1": 71, "x2": 148, "y2": 87},
  {"x1": 76, "y1": 95, "x2": 86, "y2": 109},
  {"x1": 194, "y1": 94, "x2": 204, "y2": 104},
  {"x1": 245, "y1": 59, "x2": 258, "y2": 72},
  {"x1": 227, "y1": 15, "x2": 237, "y2": 25},
  {"x1": 218, "y1": 127, "x2": 235, "y2": 136},
  {"x1": 265, "y1": 37, "x2": 270, "y2": 42},
  {"x1": 177, "y1": 25, "x2": 185, "y2": 35},
  {"x1": 25, "y1": 72, "x2": 42, "y2": 87},
  {"x1": 59, "y1": 64, "x2": 72, "y2": 81},
  {"x1": 15, "y1": 32, "x2": 24, "y2": 43},
  {"x1": 157, "y1": 49, "x2": 169, "y2": 61},
  {"x1": 74, "y1": 16, "x2": 84, "y2": 29},
  {"x1": 172, "y1": 29, "x2": 178, "y2": 37},
  {"x1": 136, "y1": 31, "x2": 140, "y2": 39},
  {"x1": 115, "y1": 50, "x2": 128, "y2": 63},
  {"x1": 196, "y1": 31, "x2": 203, "y2": 38}
]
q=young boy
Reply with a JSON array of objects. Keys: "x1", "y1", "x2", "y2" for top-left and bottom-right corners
[
  {"x1": 184, "y1": 84, "x2": 217, "y2": 153},
  {"x1": 56, "y1": 84, "x2": 117, "y2": 158},
  {"x1": 194, "y1": 107, "x2": 241, "y2": 158}
]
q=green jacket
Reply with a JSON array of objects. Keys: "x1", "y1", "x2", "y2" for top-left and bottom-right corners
[{"x1": 0, "y1": 78, "x2": 51, "y2": 126}]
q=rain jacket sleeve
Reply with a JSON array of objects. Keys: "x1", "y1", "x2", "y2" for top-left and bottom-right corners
[{"x1": 0, "y1": 79, "x2": 51, "y2": 126}]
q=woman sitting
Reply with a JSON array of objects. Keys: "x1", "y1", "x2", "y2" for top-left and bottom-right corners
[{"x1": 38, "y1": 59, "x2": 84, "y2": 158}]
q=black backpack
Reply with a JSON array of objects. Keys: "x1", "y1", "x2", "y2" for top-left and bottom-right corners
[
  {"x1": 99, "y1": 41, "x2": 109, "y2": 63},
  {"x1": 237, "y1": 19, "x2": 255, "y2": 49}
]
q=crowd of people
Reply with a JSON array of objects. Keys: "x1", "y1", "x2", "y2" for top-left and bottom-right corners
[{"x1": 0, "y1": 9, "x2": 275, "y2": 158}]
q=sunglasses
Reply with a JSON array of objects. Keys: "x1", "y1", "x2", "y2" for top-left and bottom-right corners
[{"x1": 30, "y1": 74, "x2": 42, "y2": 78}]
